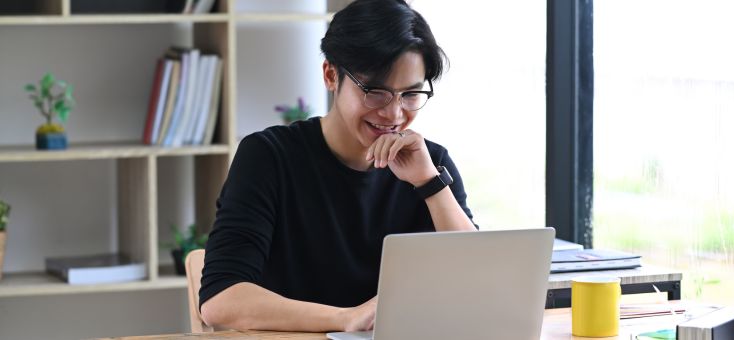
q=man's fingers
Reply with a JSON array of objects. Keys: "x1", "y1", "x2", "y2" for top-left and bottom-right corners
[
  {"x1": 388, "y1": 136, "x2": 404, "y2": 162},
  {"x1": 379, "y1": 136, "x2": 395, "y2": 168},
  {"x1": 371, "y1": 136, "x2": 387, "y2": 168},
  {"x1": 366, "y1": 142, "x2": 375, "y2": 161}
]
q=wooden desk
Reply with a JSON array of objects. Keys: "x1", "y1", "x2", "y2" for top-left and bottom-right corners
[
  {"x1": 547, "y1": 266, "x2": 682, "y2": 308},
  {"x1": 97, "y1": 308, "x2": 682, "y2": 340}
]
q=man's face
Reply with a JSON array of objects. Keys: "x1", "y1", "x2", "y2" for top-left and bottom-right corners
[{"x1": 331, "y1": 51, "x2": 428, "y2": 149}]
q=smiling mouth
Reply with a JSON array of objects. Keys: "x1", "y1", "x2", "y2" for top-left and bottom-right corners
[{"x1": 366, "y1": 121, "x2": 399, "y2": 132}]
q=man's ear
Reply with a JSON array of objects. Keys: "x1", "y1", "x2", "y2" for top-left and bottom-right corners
[{"x1": 323, "y1": 60, "x2": 338, "y2": 92}]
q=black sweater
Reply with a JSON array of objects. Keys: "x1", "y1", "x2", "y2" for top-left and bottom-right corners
[{"x1": 200, "y1": 117, "x2": 474, "y2": 308}]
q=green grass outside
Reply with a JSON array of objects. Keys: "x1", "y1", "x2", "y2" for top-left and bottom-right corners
[{"x1": 595, "y1": 173, "x2": 734, "y2": 304}]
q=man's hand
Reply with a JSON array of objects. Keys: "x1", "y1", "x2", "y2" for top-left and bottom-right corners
[
  {"x1": 340, "y1": 296, "x2": 378, "y2": 332},
  {"x1": 366, "y1": 130, "x2": 437, "y2": 187}
]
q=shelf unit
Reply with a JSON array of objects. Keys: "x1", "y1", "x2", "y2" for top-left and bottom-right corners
[{"x1": 0, "y1": 0, "x2": 333, "y2": 298}]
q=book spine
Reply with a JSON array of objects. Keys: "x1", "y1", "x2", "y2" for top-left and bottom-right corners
[
  {"x1": 192, "y1": 55, "x2": 217, "y2": 145},
  {"x1": 150, "y1": 60, "x2": 174, "y2": 144},
  {"x1": 142, "y1": 59, "x2": 165, "y2": 145},
  {"x1": 163, "y1": 52, "x2": 190, "y2": 146},
  {"x1": 173, "y1": 49, "x2": 200, "y2": 146},
  {"x1": 184, "y1": 53, "x2": 210, "y2": 144},
  {"x1": 202, "y1": 57, "x2": 223, "y2": 145},
  {"x1": 551, "y1": 258, "x2": 641, "y2": 272},
  {"x1": 156, "y1": 60, "x2": 181, "y2": 145}
]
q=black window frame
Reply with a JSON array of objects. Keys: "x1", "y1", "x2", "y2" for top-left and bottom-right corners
[{"x1": 546, "y1": 0, "x2": 594, "y2": 248}]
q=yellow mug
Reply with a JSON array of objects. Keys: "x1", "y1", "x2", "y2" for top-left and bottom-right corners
[{"x1": 571, "y1": 276, "x2": 621, "y2": 337}]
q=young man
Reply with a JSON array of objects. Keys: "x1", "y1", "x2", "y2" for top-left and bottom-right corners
[{"x1": 200, "y1": 0, "x2": 476, "y2": 332}]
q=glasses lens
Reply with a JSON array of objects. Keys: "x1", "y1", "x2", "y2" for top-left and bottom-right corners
[
  {"x1": 401, "y1": 92, "x2": 429, "y2": 111},
  {"x1": 364, "y1": 89, "x2": 393, "y2": 109}
]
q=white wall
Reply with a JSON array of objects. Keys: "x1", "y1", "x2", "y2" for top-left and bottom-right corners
[
  {"x1": 0, "y1": 4, "x2": 328, "y2": 338},
  {"x1": 234, "y1": 0, "x2": 328, "y2": 137},
  {"x1": 0, "y1": 290, "x2": 189, "y2": 340}
]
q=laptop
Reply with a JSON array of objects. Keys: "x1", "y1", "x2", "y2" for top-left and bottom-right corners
[{"x1": 327, "y1": 228, "x2": 555, "y2": 340}]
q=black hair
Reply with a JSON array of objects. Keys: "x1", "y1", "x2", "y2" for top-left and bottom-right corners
[{"x1": 320, "y1": 0, "x2": 448, "y2": 88}]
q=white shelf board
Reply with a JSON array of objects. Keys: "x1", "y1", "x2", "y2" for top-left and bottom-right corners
[
  {"x1": 0, "y1": 142, "x2": 231, "y2": 163},
  {"x1": 0, "y1": 271, "x2": 187, "y2": 298},
  {"x1": 0, "y1": 13, "x2": 229, "y2": 26}
]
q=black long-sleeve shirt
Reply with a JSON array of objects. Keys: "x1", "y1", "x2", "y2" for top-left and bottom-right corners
[{"x1": 200, "y1": 117, "x2": 474, "y2": 308}]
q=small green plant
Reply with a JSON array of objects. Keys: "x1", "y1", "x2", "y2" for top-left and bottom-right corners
[
  {"x1": 168, "y1": 223, "x2": 207, "y2": 262},
  {"x1": 0, "y1": 199, "x2": 9, "y2": 232},
  {"x1": 275, "y1": 97, "x2": 311, "y2": 124},
  {"x1": 24, "y1": 72, "x2": 75, "y2": 133}
]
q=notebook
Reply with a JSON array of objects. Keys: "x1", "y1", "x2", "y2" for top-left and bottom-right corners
[
  {"x1": 550, "y1": 249, "x2": 641, "y2": 273},
  {"x1": 327, "y1": 228, "x2": 555, "y2": 340}
]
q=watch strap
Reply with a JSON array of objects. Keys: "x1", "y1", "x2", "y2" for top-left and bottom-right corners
[{"x1": 415, "y1": 166, "x2": 454, "y2": 199}]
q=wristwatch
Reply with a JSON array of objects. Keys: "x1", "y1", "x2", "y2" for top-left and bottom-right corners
[{"x1": 415, "y1": 166, "x2": 453, "y2": 199}]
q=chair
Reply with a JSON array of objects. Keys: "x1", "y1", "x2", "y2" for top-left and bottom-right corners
[{"x1": 185, "y1": 249, "x2": 214, "y2": 333}]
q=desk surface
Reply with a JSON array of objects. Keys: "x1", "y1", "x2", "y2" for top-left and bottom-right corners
[
  {"x1": 99, "y1": 308, "x2": 684, "y2": 340},
  {"x1": 547, "y1": 265, "x2": 682, "y2": 289}
]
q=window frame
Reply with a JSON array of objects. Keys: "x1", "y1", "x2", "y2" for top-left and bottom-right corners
[{"x1": 545, "y1": 0, "x2": 594, "y2": 248}]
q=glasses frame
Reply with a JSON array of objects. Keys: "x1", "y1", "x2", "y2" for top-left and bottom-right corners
[{"x1": 340, "y1": 67, "x2": 434, "y2": 111}]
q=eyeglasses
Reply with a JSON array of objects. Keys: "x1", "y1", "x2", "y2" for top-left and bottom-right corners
[{"x1": 341, "y1": 67, "x2": 434, "y2": 111}]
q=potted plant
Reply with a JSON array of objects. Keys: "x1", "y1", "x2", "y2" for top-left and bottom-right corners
[
  {"x1": 0, "y1": 198, "x2": 10, "y2": 280},
  {"x1": 166, "y1": 223, "x2": 207, "y2": 275},
  {"x1": 24, "y1": 72, "x2": 75, "y2": 150},
  {"x1": 275, "y1": 97, "x2": 311, "y2": 125}
]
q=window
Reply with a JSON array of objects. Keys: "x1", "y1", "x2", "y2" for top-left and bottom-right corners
[
  {"x1": 411, "y1": 2, "x2": 546, "y2": 229},
  {"x1": 594, "y1": 0, "x2": 734, "y2": 304}
]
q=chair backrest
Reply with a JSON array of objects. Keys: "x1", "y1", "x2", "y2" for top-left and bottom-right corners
[{"x1": 185, "y1": 249, "x2": 213, "y2": 333}]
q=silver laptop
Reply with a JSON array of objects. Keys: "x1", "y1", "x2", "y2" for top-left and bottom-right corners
[{"x1": 327, "y1": 228, "x2": 555, "y2": 340}]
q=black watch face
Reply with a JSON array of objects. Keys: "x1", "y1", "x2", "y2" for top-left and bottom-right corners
[{"x1": 439, "y1": 166, "x2": 453, "y2": 185}]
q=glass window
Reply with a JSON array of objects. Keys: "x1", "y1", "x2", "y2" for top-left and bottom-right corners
[
  {"x1": 411, "y1": 1, "x2": 546, "y2": 229},
  {"x1": 594, "y1": 0, "x2": 734, "y2": 304}
]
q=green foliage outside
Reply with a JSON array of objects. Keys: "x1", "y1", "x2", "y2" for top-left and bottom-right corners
[{"x1": 595, "y1": 159, "x2": 734, "y2": 304}]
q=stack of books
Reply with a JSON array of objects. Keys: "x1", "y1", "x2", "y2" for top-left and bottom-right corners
[
  {"x1": 550, "y1": 239, "x2": 641, "y2": 273},
  {"x1": 142, "y1": 47, "x2": 223, "y2": 147},
  {"x1": 46, "y1": 253, "x2": 146, "y2": 285},
  {"x1": 551, "y1": 248, "x2": 641, "y2": 273}
]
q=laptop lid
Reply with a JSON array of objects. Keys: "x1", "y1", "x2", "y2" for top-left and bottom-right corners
[{"x1": 371, "y1": 228, "x2": 555, "y2": 340}]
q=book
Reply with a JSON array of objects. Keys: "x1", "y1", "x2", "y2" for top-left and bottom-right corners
[
  {"x1": 142, "y1": 59, "x2": 165, "y2": 145},
  {"x1": 150, "y1": 59, "x2": 174, "y2": 144},
  {"x1": 183, "y1": 53, "x2": 210, "y2": 144},
  {"x1": 156, "y1": 60, "x2": 181, "y2": 145},
  {"x1": 553, "y1": 238, "x2": 584, "y2": 252},
  {"x1": 162, "y1": 50, "x2": 190, "y2": 146},
  {"x1": 550, "y1": 249, "x2": 641, "y2": 273},
  {"x1": 173, "y1": 48, "x2": 200, "y2": 146},
  {"x1": 620, "y1": 301, "x2": 689, "y2": 319},
  {"x1": 192, "y1": 55, "x2": 219, "y2": 145},
  {"x1": 193, "y1": 0, "x2": 216, "y2": 14},
  {"x1": 202, "y1": 56, "x2": 223, "y2": 145},
  {"x1": 677, "y1": 306, "x2": 734, "y2": 340},
  {"x1": 46, "y1": 253, "x2": 146, "y2": 285},
  {"x1": 182, "y1": 0, "x2": 195, "y2": 14}
]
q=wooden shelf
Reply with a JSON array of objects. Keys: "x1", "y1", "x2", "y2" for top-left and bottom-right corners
[
  {"x1": 0, "y1": 12, "x2": 335, "y2": 26},
  {"x1": 233, "y1": 12, "x2": 334, "y2": 23},
  {"x1": 0, "y1": 142, "x2": 231, "y2": 163},
  {"x1": 0, "y1": 13, "x2": 229, "y2": 26},
  {"x1": 0, "y1": 271, "x2": 186, "y2": 298},
  {"x1": 547, "y1": 265, "x2": 683, "y2": 290}
]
